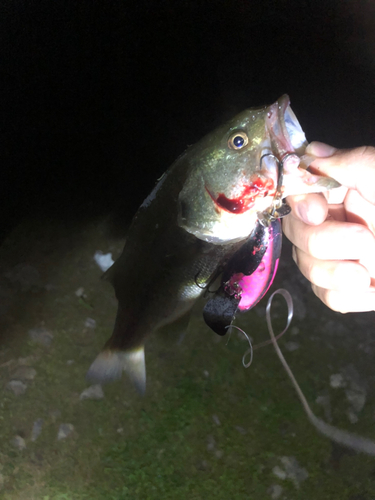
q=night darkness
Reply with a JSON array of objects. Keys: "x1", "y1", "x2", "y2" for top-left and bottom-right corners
[
  {"x1": 1, "y1": 1, "x2": 375, "y2": 241},
  {"x1": 1, "y1": 3, "x2": 375, "y2": 493}
]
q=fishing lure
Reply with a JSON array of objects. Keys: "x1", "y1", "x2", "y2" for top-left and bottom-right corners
[{"x1": 203, "y1": 153, "x2": 288, "y2": 335}]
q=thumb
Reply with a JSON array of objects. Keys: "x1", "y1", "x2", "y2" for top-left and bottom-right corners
[{"x1": 306, "y1": 142, "x2": 375, "y2": 205}]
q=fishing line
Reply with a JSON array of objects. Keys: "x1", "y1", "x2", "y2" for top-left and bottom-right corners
[
  {"x1": 225, "y1": 325, "x2": 254, "y2": 368},
  {"x1": 266, "y1": 289, "x2": 375, "y2": 457}
]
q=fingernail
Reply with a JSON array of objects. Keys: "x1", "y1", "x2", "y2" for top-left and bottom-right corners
[
  {"x1": 306, "y1": 141, "x2": 337, "y2": 157},
  {"x1": 295, "y1": 201, "x2": 310, "y2": 223},
  {"x1": 299, "y1": 154, "x2": 316, "y2": 168}
]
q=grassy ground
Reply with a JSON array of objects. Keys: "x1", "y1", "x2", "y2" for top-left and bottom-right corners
[{"x1": 0, "y1": 215, "x2": 375, "y2": 500}]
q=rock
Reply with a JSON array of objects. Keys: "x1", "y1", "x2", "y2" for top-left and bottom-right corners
[
  {"x1": 66, "y1": 359, "x2": 74, "y2": 365},
  {"x1": 80, "y1": 384, "x2": 104, "y2": 400},
  {"x1": 7, "y1": 380, "x2": 27, "y2": 396},
  {"x1": 57, "y1": 423, "x2": 74, "y2": 440},
  {"x1": 12, "y1": 435, "x2": 26, "y2": 450},
  {"x1": 330, "y1": 374, "x2": 346, "y2": 389},
  {"x1": 280, "y1": 456, "x2": 309, "y2": 488},
  {"x1": 234, "y1": 425, "x2": 247, "y2": 435},
  {"x1": 12, "y1": 366, "x2": 36, "y2": 381},
  {"x1": 284, "y1": 341, "x2": 300, "y2": 352},
  {"x1": 28, "y1": 327, "x2": 53, "y2": 346},
  {"x1": 0, "y1": 358, "x2": 17, "y2": 369},
  {"x1": 268, "y1": 484, "x2": 283, "y2": 499},
  {"x1": 31, "y1": 419, "x2": 44, "y2": 442},
  {"x1": 272, "y1": 465, "x2": 287, "y2": 480},
  {"x1": 206, "y1": 435, "x2": 216, "y2": 452},
  {"x1": 342, "y1": 365, "x2": 367, "y2": 417},
  {"x1": 84, "y1": 317, "x2": 96, "y2": 329},
  {"x1": 212, "y1": 414, "x2": 221, "y2": 426},
  {"x1": 93, "y1": 251, "x2": 114, "y2": 272},
  {"x1": 291, "y1": 326, "x2": 300, "y2": 336},
  {"x1": 75, "y1": 287, "x2": 85, "y2": 297},
  {"x1": 345, "y1": 388, "x2": 366, "y2": 414},
  {"x1": 17, "y1": 356, "x2": 37, "y2": 366},
  {"x1": 347, "y1": 409, "x2": 359, "y2": 424},
  {"x1": 117, "y1": 428, "x2": 124, "y2": 434},
  {"x1": 214, "y1": 450, "x2": 223, "y2": 459},
  {"x1": 203, "y1": 370, "x2": 209, "y2": 378}
]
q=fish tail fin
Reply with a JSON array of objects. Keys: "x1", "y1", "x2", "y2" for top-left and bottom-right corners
[{"x1": 86, "y1": 346, "x2": 146, "y2": 395}]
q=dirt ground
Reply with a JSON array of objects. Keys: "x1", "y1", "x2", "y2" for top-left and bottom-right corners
[{"x1": 0, "y1": 214, "x2": 375, "y2": 500}]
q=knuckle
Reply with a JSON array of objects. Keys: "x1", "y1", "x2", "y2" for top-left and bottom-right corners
[
  {"x1": 305, "y1": 230, "x2": 321, "y2": 259},
  {"x1": 352, "y1": 224, "x2": 375, "y2": 248},
  {"x1": 305, "y1": 259, "x2": 319, "y2": 285},
  {"x1": 331, "y1": 261, "x2": 346, "y2": 287},
  {"x1": 356, "y1": 145, "x2": 375, "y2": 161}
]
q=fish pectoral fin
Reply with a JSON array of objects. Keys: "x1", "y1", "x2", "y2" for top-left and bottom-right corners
[{"x1": 86, "y1": 346, "x2": 146, "y2": 395}]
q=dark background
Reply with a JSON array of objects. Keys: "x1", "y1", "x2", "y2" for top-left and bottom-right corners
[{"x1": 1, "y1": 0, "x2": 374, "y2": 242}]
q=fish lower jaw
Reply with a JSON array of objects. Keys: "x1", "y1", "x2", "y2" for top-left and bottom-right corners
[{"x1": 182, "y1": 200, "x2": 274, "y2": 245}]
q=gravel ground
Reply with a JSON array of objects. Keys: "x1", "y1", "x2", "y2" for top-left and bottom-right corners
[{"x1": 0, "y1": 215, "x2": 375, "y2": 500}]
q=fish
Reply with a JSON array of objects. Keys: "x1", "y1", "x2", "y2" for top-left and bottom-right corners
[{"x1": 86, "y1": 94, "x2": 340, "y2": 393}]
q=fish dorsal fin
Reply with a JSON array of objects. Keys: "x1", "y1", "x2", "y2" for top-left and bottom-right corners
[{"x1": 86, "y1": 346, "x2": 146, "y2": 395}]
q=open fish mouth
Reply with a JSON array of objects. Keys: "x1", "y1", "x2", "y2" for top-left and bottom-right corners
[
  {"x1": 177, "y1": 94, "x2": 340, "y2": 245},
  {"x1": 266, "y1": 94, "x2": 308, "y2": 160},
  {"x1": 263, "y1": 94, "x2": 339, "y2": 198},
  {"x1": 255, "y1": 95, "x2": 308, "y2": 204}
]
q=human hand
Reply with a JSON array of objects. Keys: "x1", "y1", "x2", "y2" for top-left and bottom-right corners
[{"x1": 283, "y1": 142, "x2": 375, "y2": 313}]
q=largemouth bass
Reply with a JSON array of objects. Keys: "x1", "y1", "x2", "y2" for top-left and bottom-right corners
[{"x1": 87, "y1": 95, "x2": 339, "y2": 393}]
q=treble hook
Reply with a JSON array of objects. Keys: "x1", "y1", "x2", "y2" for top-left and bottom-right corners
[{"x1": 258, "y1": 152, "x2": 295, "y2": 222}]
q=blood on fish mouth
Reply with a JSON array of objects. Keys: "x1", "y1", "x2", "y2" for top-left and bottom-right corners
[{"x1": 205, "y1": 177, "x2": 275, "y2": 214}]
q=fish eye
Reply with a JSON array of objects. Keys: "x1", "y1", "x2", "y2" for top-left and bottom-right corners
[{"x1": 228, "y1": 131, "x2": 249, "y2": 150}]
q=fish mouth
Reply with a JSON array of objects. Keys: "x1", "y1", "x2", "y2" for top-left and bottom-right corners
[
  {"x1": 265, "y1": 94, "x2": 308, "y2": 160},
  {"x1": 206, "y1": 96, "x2": 309, "y2": 217},
  {"x1": 263, "y1": 95, "x2": 340, "y2": 198}
]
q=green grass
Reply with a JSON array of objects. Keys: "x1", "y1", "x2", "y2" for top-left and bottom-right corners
[{"x1": 0, "y1": 217, "x2": 375, "y2": 499}]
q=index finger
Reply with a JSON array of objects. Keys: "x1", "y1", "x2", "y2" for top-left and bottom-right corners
[{"x1": 307, "y1": 144, "x2": 375, "y2": 205}]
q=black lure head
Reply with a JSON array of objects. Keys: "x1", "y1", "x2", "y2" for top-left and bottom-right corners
[{"x1": 202, "y1": 289, "x2": 241, "y2": 336}]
